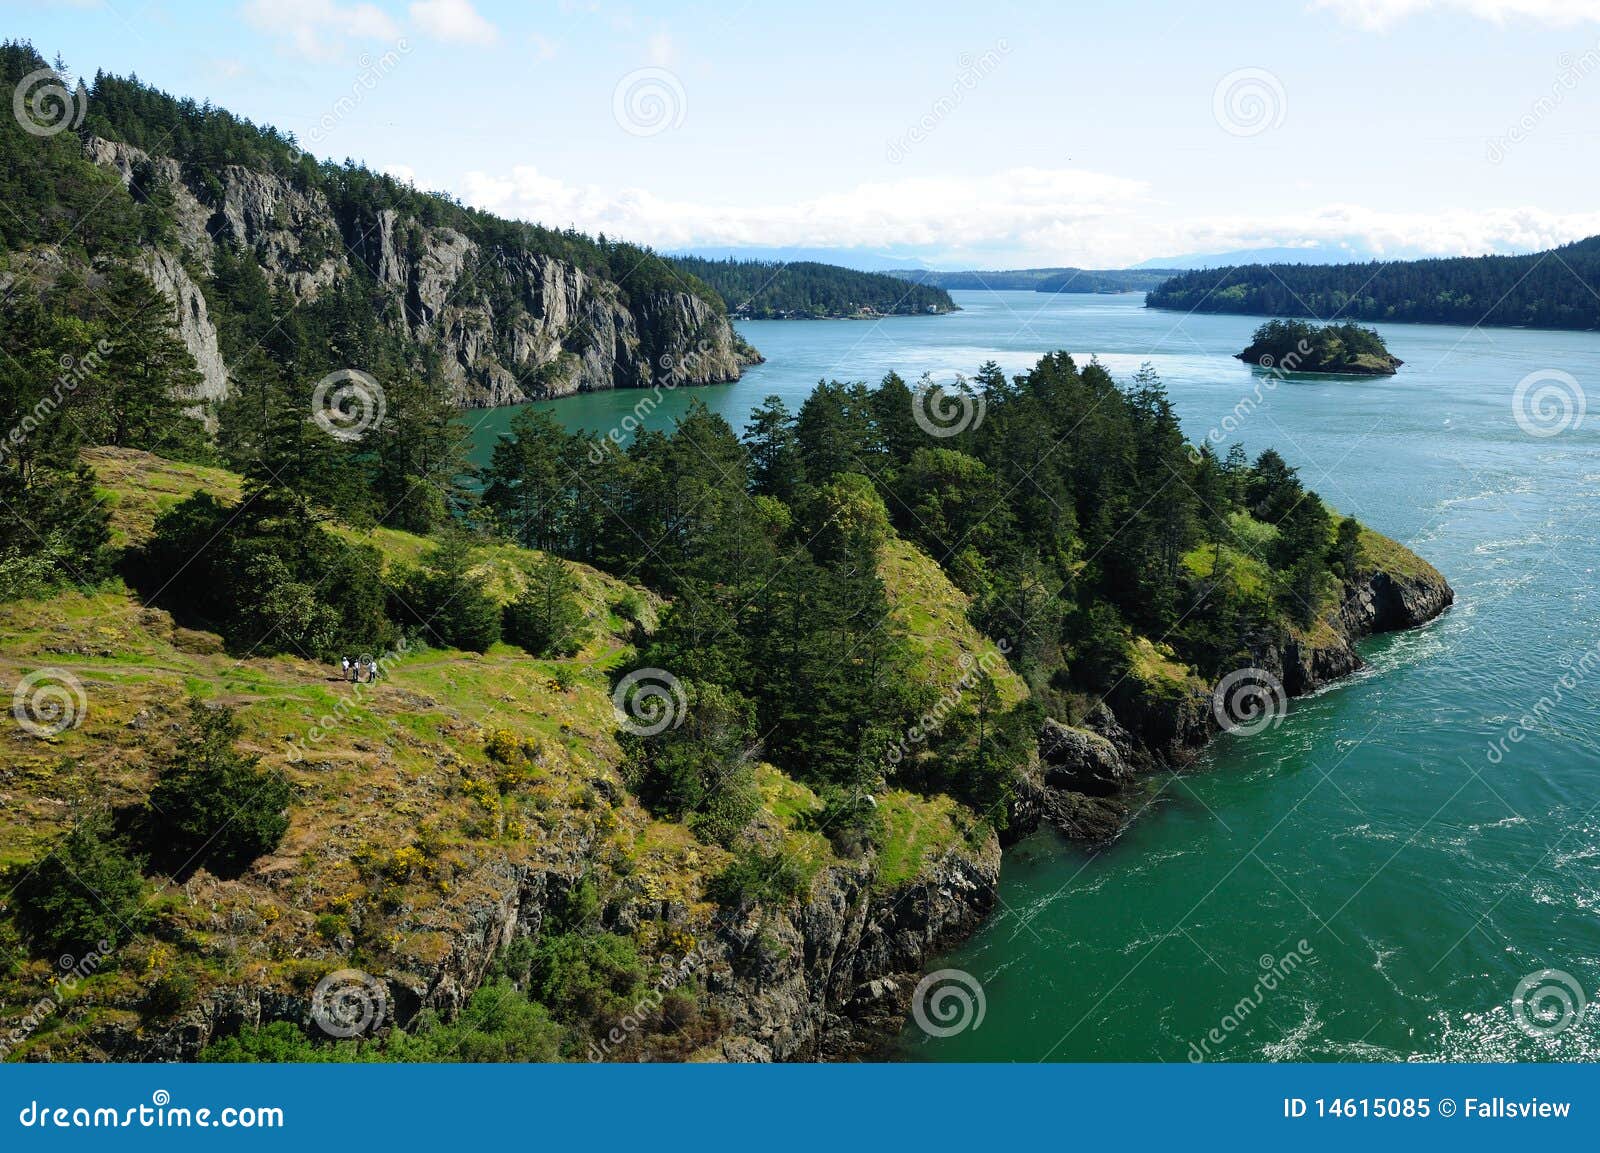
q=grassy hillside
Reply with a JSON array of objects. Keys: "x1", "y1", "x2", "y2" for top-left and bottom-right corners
[{"x1": 0, "y1": 450, "x2": 995, "y2": 1059}]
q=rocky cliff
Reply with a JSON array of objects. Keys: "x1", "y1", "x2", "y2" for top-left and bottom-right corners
[{"x1": 82, "y1": 136, "x2": 756, "y2": 409}]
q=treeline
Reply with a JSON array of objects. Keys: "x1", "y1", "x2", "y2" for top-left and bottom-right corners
[
  {"x1": 1146, "y1": 239, "x2": 1600, "y2": 330},
  {"x1": 893, "y1": 267, "x2": 1178, "y2": 293},
  {"x1": 671, "y1": 256, "x2": 955, "y2": 317}
]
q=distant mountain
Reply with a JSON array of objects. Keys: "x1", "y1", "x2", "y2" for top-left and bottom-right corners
[
  {"x1": 890, "y1": 267, "x2": 1180, "y2": 293},
  {"x1": 1145, "y1": 236, "x2": 1600, "y2": 330},
  {"x1": 670, "y1": 256, "x2": 955, "y2": 318},
  {"x1": 1133, "y1": 244, "x2": 1379, "y2": 270}
]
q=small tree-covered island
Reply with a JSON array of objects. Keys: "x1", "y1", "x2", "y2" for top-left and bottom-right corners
[{"x1": 1236, "y1": 320, "x2": 1403, "y2": 376}]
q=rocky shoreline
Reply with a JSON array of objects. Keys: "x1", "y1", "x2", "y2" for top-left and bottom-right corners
[{"x1": 1007, "y1": 550, "x2": 1454, "y2": 851}]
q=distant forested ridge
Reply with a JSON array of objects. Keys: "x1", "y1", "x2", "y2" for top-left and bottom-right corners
[
  {"x1": 891, "y1": 267, "x2": 1179, "y2": 293},
  {"x1": 671, "y1": 257, "x2": 956, "y2": 318},
  {"x1": 1236, "y1": 320, "x2": 1401, "y2": 376},
  {"x1": 1146, "y1": 238, "x2": 1600, "y2": 330}
]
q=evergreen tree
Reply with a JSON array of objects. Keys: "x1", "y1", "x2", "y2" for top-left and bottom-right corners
[{"x1": 146, "y1": 697, "x2": 291, "y2": 878}]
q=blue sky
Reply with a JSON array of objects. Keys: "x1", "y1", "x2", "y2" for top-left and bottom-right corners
[{"x1": 10, "y1": 0, "x2": 1600, "y2": 266}]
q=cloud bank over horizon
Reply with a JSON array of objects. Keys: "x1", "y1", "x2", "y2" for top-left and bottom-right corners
[{"x1": 447, "y1": 162, "x2": 1600, "y2": 269}]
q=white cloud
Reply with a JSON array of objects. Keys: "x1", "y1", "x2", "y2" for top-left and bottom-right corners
[
  {"x1": 452, "y1": 163, "x2": 1600, "y2": 266},
  {"x1": 410, "y1": 0, "x2": 499, "y2": 44},
  {"x1": 646, "y1": 30, "x2": 675, "y2": 67},
  {"x1": 529, "y1": 33, "x2": 559, "y2": 62},
  {"x1": 1315, "y1": 0, "x2": 1600, "y2": 29},
  {"x1": 457, "y1": 165, "x2": 1148, "y2": 262},
  {"x1": 240, "y1": 0, "x2": 400, "y2": 60}
]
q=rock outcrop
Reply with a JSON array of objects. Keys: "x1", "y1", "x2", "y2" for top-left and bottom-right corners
[
  {"x1": 81, "y1": 136, "x2": 757, "y2": 410},
  {"x1": 1016, "y1": 551, "x2": 1454, "y2": 847}
]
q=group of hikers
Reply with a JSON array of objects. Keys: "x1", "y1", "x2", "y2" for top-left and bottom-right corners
[{"x1": 339, "y1": 656, "x2": 380, "y2": 684}]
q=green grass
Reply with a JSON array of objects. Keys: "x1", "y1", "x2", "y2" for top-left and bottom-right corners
[
  {"x1": 878, "y1": 536, "x2": 1027, "y2": 710},
  {"x1": 874, "y1": 790, "x2": 963, "y2": 891}
]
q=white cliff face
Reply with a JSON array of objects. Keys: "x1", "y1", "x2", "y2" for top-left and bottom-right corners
[
  {"x1": 83, "y1": 136, "x2": 754, "y2": 409},
  {"x1": 137, "y1": 250, "x2": 229, "y2": 405}
]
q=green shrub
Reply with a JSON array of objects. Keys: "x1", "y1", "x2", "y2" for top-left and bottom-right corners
[
  {"x1": 146, "y1": 697, "x2": 291, "y2": 878},
  {"x1": 11, "y1": 815, "x2": 145, "y2": 955},
  {"x1": 503, "y1": 554, "x2": 586, "y2": 657}
]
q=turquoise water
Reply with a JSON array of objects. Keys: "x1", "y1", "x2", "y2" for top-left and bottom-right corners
[{"x1": 467, "y1": 290, "x2": 1600, "y2": 1062}]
